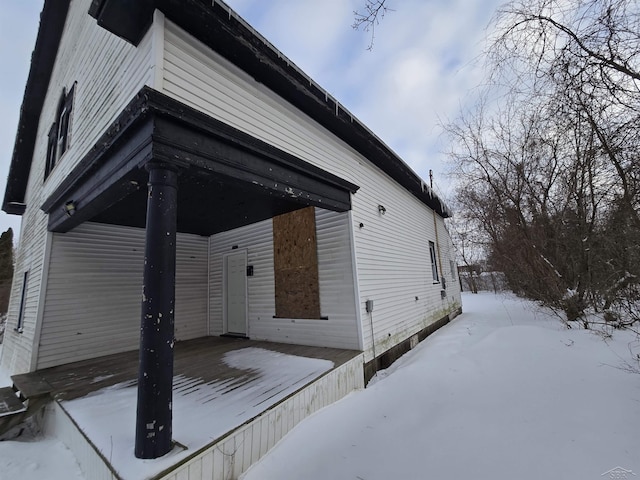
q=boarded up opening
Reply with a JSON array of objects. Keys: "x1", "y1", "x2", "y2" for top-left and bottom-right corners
[{"x1": 273, "y1": 206, "x2": 321, "y2": 319}]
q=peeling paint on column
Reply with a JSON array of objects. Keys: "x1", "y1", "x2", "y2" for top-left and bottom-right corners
[{"x1": 136, "y1": 163, "x2": 178, "y2": 459}]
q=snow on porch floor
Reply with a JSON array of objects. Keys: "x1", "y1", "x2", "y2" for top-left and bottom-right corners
[{"x1": 31, "y1": 337, "x2": 359, "y2": 480}]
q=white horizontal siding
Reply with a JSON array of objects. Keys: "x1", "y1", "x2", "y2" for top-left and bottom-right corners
[
  {"x1": 162, "y1": 20, "x2": 461, "y2": 362},
  {"x1": 37, "y1": 223, "x2": 207, "y2": 369},
  {"x1": 351, "y1": 168, "x2": 462, "y2": 360},
  {"x1": 40, "y1": 0, "x2": 155, "y2": 200},
  {"x1": 1, "y1": 0, "x2": 155, "y2": 374},
  {"x1": 0, "y1": 210, "x2": 50, "y2": 374},
  {"x1": 209, "y1": 210, "x2": 360, "y2": 350}
]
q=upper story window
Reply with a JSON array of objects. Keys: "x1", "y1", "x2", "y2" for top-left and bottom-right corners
[{"x1": 45, "y1": 83, "x2": 75, "y2": 179}]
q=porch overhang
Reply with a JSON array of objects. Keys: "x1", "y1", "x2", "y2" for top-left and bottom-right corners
[{"x1": 41, "y1": 87, "x2": 359, "y2": 236}]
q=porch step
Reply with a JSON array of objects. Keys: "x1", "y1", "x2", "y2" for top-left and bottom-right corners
[
  {"x1": 0, "y1": 374, "x2": 53, "y2": 439},
  {"x1": 0, "y1": 386, "x2": 26, "y2": 417},
  {"x1": 11, "y1": 373, "x2": 52, "y2": 401}
]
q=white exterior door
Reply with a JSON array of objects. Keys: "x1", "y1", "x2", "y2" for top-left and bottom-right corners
[{"x1": 224, "y1": 251, "x2": 247, "y2": 336}]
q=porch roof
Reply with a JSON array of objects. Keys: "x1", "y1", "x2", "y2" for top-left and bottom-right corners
[{"x1": 40, "y1": 87, "x2": 359, "y2": 236}]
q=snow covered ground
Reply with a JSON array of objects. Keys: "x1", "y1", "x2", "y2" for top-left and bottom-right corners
[
  {"x1": 1, "y1": 292, "x2": 639, "y2": 479},
  {"x1": 0, "y1": 343, "x2": 84, "y2": 479},
  {"x1": 241, "y1": 292, "x2": 640, "y2": 480}
]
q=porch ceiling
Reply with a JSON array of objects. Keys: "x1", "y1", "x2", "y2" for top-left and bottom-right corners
[
  {"x1": 90, "y1": 167, "x2": 318, "y2": 236},
  {"x1": 41, "y1": 87, "x2": 359, "y2": 236}
]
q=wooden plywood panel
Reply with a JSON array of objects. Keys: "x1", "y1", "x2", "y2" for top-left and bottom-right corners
[{"x1": 272, "y1": 207, "x2": 321, "y2": 319}]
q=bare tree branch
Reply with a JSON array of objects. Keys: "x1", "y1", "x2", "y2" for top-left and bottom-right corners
[
  {"x1": 446, "y1": 0, "x2": 640, "y2": 326},
  {"x1": 352, "y1": 0, "x2": 393, "y2": 50}
]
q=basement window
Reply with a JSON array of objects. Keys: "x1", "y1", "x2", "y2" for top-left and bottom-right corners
[
  {"x1": 15, "y1": 271, "x2": 28, "y2": 332},
  {"x1": 45, "y1": 84, "x2": 75, "y2": 179},
  {"x1": 429, "y1": 241, "x2": 439, "y2": 282}
]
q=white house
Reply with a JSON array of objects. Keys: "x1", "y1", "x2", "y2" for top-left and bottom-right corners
[{"x1": 1, "y1": 0, "x2": 461, "y2": 473}]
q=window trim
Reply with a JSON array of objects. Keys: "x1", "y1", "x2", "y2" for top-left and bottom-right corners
[
  {"x1": 45, "y1": 121, "x2": 58, "y2": 179},
  {"x1": 429, "y1": 241, "x2": 439, "y2": 283},
  {"x1": 45, "y1": 83, "x2": 75, "y2": 180},
  {"x1": 15, "y1": 270, "x2": 29, "y2": 333}
]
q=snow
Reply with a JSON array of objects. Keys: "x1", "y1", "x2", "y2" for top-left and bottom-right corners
[
  {"x1": 2, "y1": 293, "x2": 639, "y2": 479},
  {"x1": 0, "y1": 433, "x2": 84, "y2": 480},
  {"x1": 60, "y1": 347, "x2": 333, "y2": 480},
  {"x1": 242, "y1": 292, "x2": 640, "y2": 480}
]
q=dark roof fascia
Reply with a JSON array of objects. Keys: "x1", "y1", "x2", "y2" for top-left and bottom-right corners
[{"x1": 3, "y1": 0, "x2": 71, "y2": 215}]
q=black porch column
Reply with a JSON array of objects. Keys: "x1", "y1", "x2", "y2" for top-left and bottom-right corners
[{"x1": 135, "y1": 162, "x2": 178, "y2": 459}]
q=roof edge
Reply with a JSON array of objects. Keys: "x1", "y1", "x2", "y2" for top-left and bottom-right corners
[{"x1": 2, "y1": 0, "x2": 71, "y2": 215}]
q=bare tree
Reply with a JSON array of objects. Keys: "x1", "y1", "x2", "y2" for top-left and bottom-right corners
[
  {"x1": 491, "y1": 0, "x2": 640, "y2": 226},
  {"x1": 352, "y1": 0, "x2": 393, "y2": 50},
  {"x1": 448, "y1": 213, "x2": 486, "y2": 294},
  {"x1": 448, "y1": 0, "x2": 640, "y2": 324}
]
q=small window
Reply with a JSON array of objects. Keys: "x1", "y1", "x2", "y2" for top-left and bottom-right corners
[
  {"x1": 45, "y1": 84, "x2": 75, "y2": 179},
  {"x1": 15, "y1": 271, "x2": 28, "y2": 332},
  {"x1": 429, "y1": 241, "x2": 439, "y2": 282},
  {"x1": 450, "y1": 260, "x2": 457, "y2": 281}
]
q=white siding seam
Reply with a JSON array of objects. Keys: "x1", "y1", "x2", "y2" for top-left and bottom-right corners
[
  {"x1": 150, "y1": 10, "x2": 165, "y2": 90},
  {"x1": 29, "y1": 231, "x2": 53, "y2": 371},
  {"x1": 207, "y1": 236, "x2": 212, "y2": 337},
  {"x1": 347, "y1": 210, "x2": 364, "y2": 351}
]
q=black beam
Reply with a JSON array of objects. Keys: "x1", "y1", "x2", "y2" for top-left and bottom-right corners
[
  {"x1": 43, "y1": 119, "x2": 154, "y2": 233},
  {"x1": 135, "y1": 162, "x2": 178, "y2": 459},
  {"x1": 89, "y1": 0, "x2": 156, "y2": 46},
  {"x1": 41, "y1": 88, "x2": 359, "y2": 236},
  {"x1": 152, "y1": 115, "x2": 354, "y2": 212}
]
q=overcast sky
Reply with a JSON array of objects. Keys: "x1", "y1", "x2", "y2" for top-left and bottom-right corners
[{"x1": 0, "y1": 0, "x2": 505, "y2": 238}]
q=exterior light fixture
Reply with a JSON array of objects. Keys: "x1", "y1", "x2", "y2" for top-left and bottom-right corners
[
  {"x1": 63, "y1": 200, "x2": 76, "y2": 217},
  {"x1": 378, "y1": 204, "x2": 386, "y2": 215}
]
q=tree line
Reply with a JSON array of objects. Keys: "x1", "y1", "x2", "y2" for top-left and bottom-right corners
[{"x1": 447, "y1": 0, "x2": 639, "y2": 326}]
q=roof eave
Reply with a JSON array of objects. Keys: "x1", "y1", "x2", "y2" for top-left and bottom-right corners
[{"x1": 2, "y1": 0, "x2": 70, "y2": 215}]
